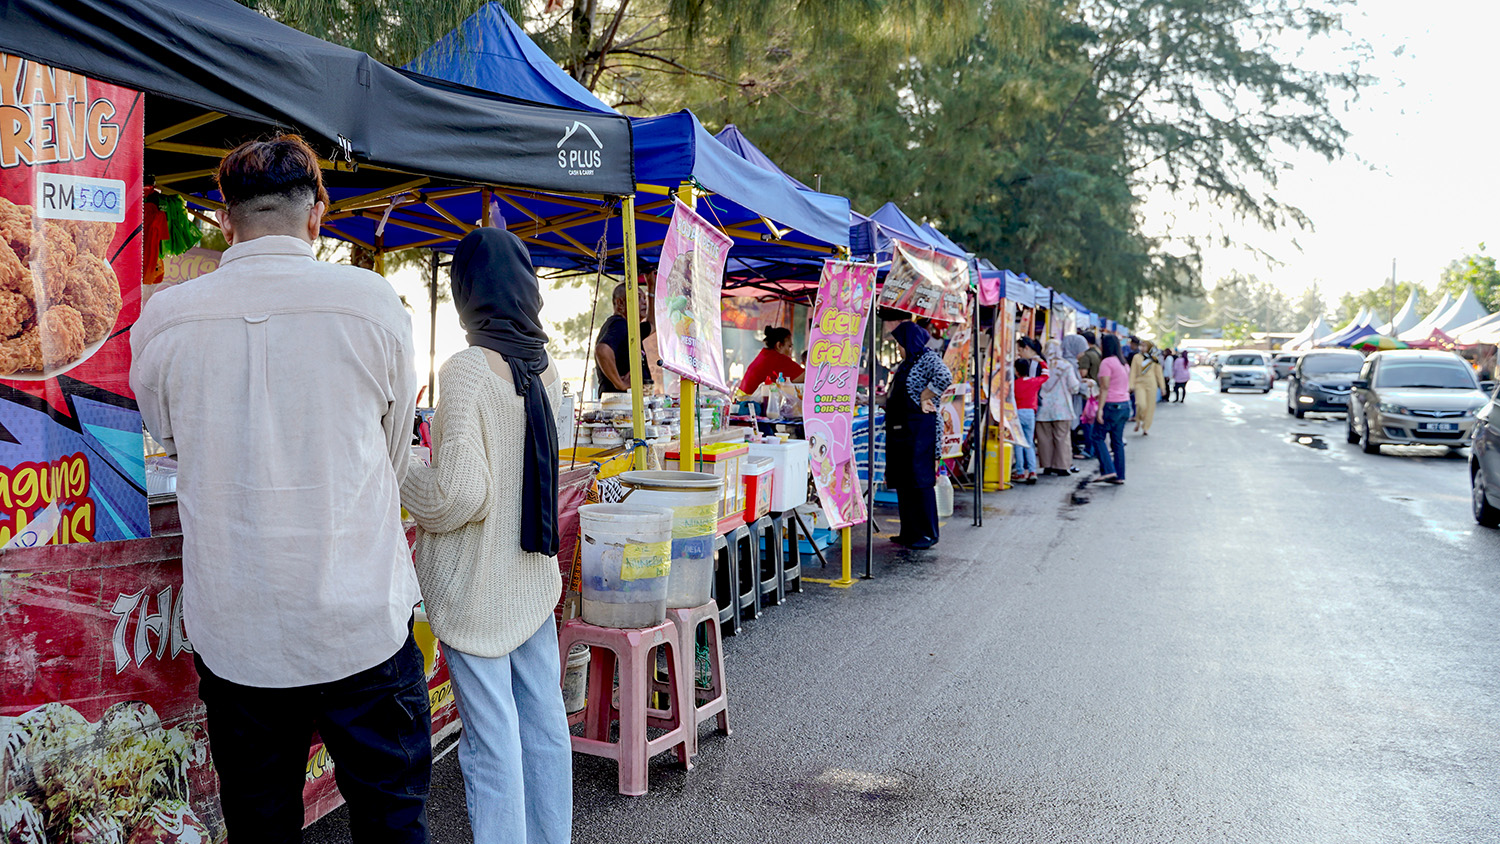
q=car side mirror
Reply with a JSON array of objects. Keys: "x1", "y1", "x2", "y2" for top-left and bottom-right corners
[
  {"x1": 1483, "y1": 381, "x2": 1497, "y2": 397},
  {"x1": 1352, "y1": 379, "x2": 1370, "y2": 390}
]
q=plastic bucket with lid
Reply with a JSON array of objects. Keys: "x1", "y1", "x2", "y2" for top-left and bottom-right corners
[
  {"x1": 578, "y1": 503, "x2": 674, "y2": 628},
  {"x1": 618, "y1": 470, "x2": 723, "y2": 608},
  {"x1": 562, "y1": 644, "x2": 590, "y2": 712}
]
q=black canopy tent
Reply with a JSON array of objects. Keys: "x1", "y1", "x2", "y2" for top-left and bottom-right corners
[
  {"x1": 0, "y1": 0, "x2": 635, "y2": 197},
  {"x1": 1, "y1": 0, "x2": 648, "y2": 410}
]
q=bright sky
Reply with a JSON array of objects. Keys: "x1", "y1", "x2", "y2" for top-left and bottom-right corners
[{"x1": 1154, "y1": 0, "x2": 1500, "y2": 304}]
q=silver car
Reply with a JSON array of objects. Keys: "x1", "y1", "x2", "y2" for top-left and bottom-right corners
[
  {"x1": 1218, "y1": 350, "x2": 1272, "y2": 393},
  {"x1": 1346, "y1": 350, "x2": 1488, "y2": 454}
]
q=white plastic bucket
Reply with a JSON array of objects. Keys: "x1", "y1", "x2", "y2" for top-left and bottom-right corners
[
  {"x1": 562, "y1": 644, "x2": 590, "y2": 713},
  {"x1": 578, "y1": 503, "x2": 674, "y2": 628},
  {"x1": 619, "y1": 470, "x2": 723, "y2": 608}
]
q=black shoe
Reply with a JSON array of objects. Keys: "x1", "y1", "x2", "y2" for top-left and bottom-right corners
[{"x1": 907, "y1": 538, "x2": 937, "y2": 550}]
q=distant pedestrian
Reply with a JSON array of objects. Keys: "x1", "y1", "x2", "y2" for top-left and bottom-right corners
[
  {"x1": 1092, "y1": 334, "x2": 1130, "y2": 485},
  {"x1": 1013, "y1": 355, "x2": 1048, "y2": 484},
  {"x1": 1076, "y1": 331, "x2": 1101, "y2": 458},
  {"x1": 1131, "y1": 340, "x2": 1166, "y2": 435},
  {"x1": 1173, "y1": 350, "x2": 1191, "y2": 402},
  {"x1": 1036, "y1": 339, "x2": 1082, "y2": 477}
]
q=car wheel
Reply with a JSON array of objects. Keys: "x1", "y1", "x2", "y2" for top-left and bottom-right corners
[
  {"x1": 1346, "y1": 414, "x2": 1359, "y2": 443},
  {"x1": 1219, "y1": 383, "x2": 1228, "y2": 393},
  {"x1": 1293, "y1": 402, "x2": 1305, "y2": 419},
  {"x1": 1261, "y1": 386, "x2": 1271, "y2": 393},
  {"x1": 1360, "y1": 419, "x2": 1380, "y2": 454},
  {"x1": 1473, "y1": 466, "x2": 1500, "y2": 527}
]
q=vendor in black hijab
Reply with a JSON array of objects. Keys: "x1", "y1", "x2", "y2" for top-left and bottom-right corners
[
  {"x1": 884, "y1": 320, "x2": 953, "y2": 550},
  {"x1": 400, "y1": 227, "x2": 574, "y2": 842}
]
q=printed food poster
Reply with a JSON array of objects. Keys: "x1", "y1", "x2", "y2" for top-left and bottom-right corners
[
  {"x1": 878, "y1": 240, "x2": 968, "y2": 325},
  {"x1": 654, "y1": 198, "x2": 732, "y2": 394},
  {"x1": 0, "y1": 53, "x2": 148, "y2": 547},
  {"x1": 802, "y1": 260, "x2": 877, "y2": 529},
  {"x1": 1, "y1": 548, "x2": 224, "y2": 842}
]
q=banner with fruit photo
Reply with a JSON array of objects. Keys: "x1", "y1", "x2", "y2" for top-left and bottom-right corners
[{"x1": 0, "y1": 54, "x2": 148, "y2": 547}]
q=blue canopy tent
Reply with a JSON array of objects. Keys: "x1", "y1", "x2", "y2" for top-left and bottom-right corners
[
  {"x1": 407, "y1": 2, "x2": 854, "y2": 474},
  {"x1": 404, "y1": 5, "x2": 850, "y2": 276}
]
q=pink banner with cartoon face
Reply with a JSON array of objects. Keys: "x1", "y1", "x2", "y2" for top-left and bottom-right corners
[
  {"x1": 654, "y1": 199, "x2": 732, "y2": 394},
  {"x1": 802, "y1": 260, "x2": 877, "y2": 529}
]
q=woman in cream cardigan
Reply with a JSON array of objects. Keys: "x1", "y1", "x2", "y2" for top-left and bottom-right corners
[{"x1": 402, "y1": 227, "x2": 571, "y2": 843}]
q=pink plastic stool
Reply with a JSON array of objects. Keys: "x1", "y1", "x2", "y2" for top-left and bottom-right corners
[
  {"x1": 665, "y1": 601, "x2": 730, "y2": 760},
  {"x1": 557, "y1": 618, "x2": 691, "y2": 796}
]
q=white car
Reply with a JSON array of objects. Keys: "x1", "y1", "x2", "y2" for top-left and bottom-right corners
[{"x1": 1219, "y1": 350, "x2": 1273, "y2": 393}]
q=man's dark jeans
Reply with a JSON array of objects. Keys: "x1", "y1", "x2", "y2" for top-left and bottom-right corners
[{"x1": 195, "y1": 627, "x2": 432, "y2": 843}]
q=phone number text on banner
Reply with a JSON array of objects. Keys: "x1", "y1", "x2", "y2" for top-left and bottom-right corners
[{"x1": 802, "y1": 260, "x2": 877, "y2": 529}]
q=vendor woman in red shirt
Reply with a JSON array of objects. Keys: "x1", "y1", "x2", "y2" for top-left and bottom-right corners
[{"x1": 738, "y1": 325, "x2": 805, "y2": 393}]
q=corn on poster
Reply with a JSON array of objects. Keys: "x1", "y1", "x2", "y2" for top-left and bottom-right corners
[
  {"x1": 0, "y1": 54, "x2": 148, "y2": 546},
  {"x1": 654, "y1": 198, "x2": 732, "y2": 394},
  {"x1": 803, "y1": 260, "x2": 877, "y2": 529}
]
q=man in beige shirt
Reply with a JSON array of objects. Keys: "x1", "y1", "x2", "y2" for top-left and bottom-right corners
[{"x1": 131, "y1": 136, "x2": 428, "y2": 843}]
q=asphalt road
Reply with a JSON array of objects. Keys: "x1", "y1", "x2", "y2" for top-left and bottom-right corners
[{"x1": 308, "y1": 369, "x2": 1500, "y2": 843}]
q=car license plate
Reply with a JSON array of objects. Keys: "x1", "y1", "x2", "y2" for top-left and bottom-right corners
[{"x1": 1419, "y1": 422, "x2": 1459, "y2": 432}]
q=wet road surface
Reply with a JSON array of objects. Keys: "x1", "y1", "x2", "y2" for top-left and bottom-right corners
[{"x1": 309, "y1": 370, "x2": 1500, "y2": 843}]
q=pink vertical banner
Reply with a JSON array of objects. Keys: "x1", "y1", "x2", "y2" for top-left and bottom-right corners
[
  {"x1": 802, "y1": 260, "x2": 878, "y2": 529},
  {"x1": 654, "y1": 199, "x2": 732, "y2": 393}
]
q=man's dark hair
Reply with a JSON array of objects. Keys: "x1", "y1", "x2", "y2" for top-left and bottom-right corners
[
  {"x1": 216, "y1": 135, "x2": 329, "y2": 220},
  {"x1": 1128, "y1": 335, "x2": 1141, "y2": 345},
  {"x1": 1081, "y1": 330, "x2": 1096, "y2": 346}
]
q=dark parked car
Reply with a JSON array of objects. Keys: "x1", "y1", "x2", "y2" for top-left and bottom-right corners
[
  {"x1": 1285, "y1": 349, "x2": 1363, "y2": 418},
  {"x1": 1271, "y1": 351, "x2": 1304, "y2": 381},
  {"x1": 1346, "y1": 350, "x2": 1488, "y2": 454},
  {"x1": 1471, "y1": 394, "x2": 1500, "y2": 526}
]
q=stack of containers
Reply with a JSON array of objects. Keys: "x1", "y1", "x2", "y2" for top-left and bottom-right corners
[{"x1": 617, "y1": 471, "x2": 724, "y2": 608}]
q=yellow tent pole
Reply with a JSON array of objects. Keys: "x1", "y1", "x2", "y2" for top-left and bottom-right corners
[
  {"x1": 675, "y1": 182, "x2": 697, "y2": 472},
  {"x1": 622, "y1": 195, "x2": 648, "y2": 470}
]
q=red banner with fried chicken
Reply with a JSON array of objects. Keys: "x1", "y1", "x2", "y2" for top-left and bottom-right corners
[{"x1": 0, "y1": 54, "x2": 148, "y2": 548}]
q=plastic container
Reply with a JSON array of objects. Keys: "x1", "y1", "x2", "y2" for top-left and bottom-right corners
[
  {"x1": 577, "y1": 504, "x2": 674, "y2": 628},
  {"x1": 665, "y1": 442, "x2": 750, "y2": 528},
  {"x1": 742, "y1": 456, "x2": 775, "y2": 523},
  {"x1": 618, "y1": 471, "x2": 723, "y2": 608},
  {"x1": 562, "y1": 644, "x2": 590, "y2": 713},
  {"x1": 746, "y1": 439, "x2": 810, "y2": 511},
  {"x1": 936, "y1": 467, "x2": 954, "y2": 518}
]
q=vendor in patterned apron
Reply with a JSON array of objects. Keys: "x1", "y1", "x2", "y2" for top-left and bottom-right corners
[{"x1": 884, "y1": 320, "x2": 953, "y2": 549}]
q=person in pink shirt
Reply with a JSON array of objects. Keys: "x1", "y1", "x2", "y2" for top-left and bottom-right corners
[
  {"x1": 1172, "y1": 350, "x2": 1192, "y2": 402},
  {"x1": 1091, "y1": 334, "x2": 1131, "y2": 484}
]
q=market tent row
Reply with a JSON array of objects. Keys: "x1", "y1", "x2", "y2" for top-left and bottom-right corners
[
  {"x1": 1283, "y1": 316, "x2": 1334, "y2": 350},
  {"x1": 0, "y1": 0, "x2": 643, "y2": 269},
  {"x1": 1318, "y1": 307, "x2": 1375, "y2": 347},
  {"x1": 1378, "y1": 290, "x2": 1422, "y2": 336}
]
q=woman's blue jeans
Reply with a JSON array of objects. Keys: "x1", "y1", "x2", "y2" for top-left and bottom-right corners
[
  {"x1": 1015, "y1": 408, "x2": 1038, "y2": 474},
  {"x1": 1094, "y1": 401, "x2": 1130, "y2": 479},
  {"x1": 444, "y1": 617, "x2": 573, "y2": 843}
]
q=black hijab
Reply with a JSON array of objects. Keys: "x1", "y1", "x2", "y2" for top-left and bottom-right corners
[{"x1": 451, "y1": 228, "x2": 560, "y2": 556}]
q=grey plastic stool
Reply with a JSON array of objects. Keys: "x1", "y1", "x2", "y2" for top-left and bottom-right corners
[
  {"x1": 776, "y1": 510, "x2": 803, "y2": 594},
  {"x1": 731, "y1": 524, "x2": 759, "y2": 622},
  {"x1": 751, "y1": 515, "x2": 783, "y2": 606},
  {"x1": 711, "y1": 532, "x2": 740, "y2": 637}
]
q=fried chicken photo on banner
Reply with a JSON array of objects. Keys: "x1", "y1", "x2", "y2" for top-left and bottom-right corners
[{"x1": 0, "y1": 196, "x2": 123, "y2": 375}]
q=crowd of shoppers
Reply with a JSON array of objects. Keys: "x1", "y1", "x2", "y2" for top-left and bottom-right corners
[{"x1": 1001, "y1": 329, "x2": 1195, "y2": 490}]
